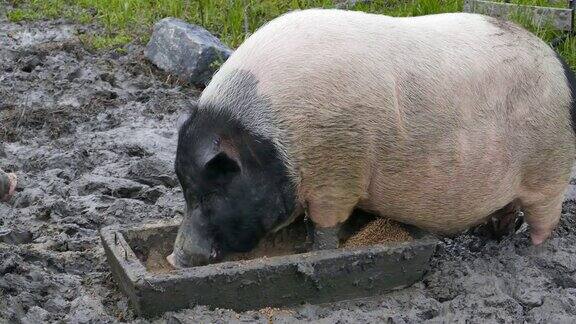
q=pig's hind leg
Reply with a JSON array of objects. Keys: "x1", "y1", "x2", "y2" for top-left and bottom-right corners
[
  {"x1": 520, "y1": 185, "x2": 567, "y2": 245},
  {"x1": 521, "y1": 194, "x2": 564, "y2": 245},
  {"x1": 517, "y1": 155, "x2": 573, "y2": 245}
]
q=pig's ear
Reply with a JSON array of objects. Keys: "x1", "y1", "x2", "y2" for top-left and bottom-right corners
[
  {"x1": 176, "y1": 113, "x2": 190, "y2": 130},
  {"x1": 202, "y1": 152, "x2": 240, "y2": 186},
  {"x1": 176, "y1": 101, "x2": 198, "y2": 130}
]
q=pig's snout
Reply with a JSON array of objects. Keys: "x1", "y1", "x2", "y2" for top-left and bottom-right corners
[
  {"x1": 169, "y1": 208, "x2": 215, "y2": 268},
  {"x1": 166, "y1": 248, "x2": 210, "y2": 268},
  {"x1": 166, "y1": 243, "x2": 223, "y2": 268},
  {"x1": 166, "y1": 251, "x2": 197, "y2": 268},
  {"x1": 167, "y1": 238, "x2": 225, "y2": 268}
]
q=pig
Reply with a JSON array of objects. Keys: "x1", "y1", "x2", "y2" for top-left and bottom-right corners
[{"x1": 168, "y1": 8, "x2": 576, "y2": 268}]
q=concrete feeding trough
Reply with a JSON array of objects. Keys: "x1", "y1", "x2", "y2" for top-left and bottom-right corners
[{"x1": 100, "y1": 212, "x2": 437, "y2": 318}]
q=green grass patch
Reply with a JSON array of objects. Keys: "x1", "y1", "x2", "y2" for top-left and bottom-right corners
[
  {"x1": 7, "y1": 8, "x2": 41, "y2": 22},
  {"x1": 351, "y1": 0, "x2": 463, "y2": 16},
  {"x1": 79, "y1": 33, "x2": 131, "y2": 52},
  {"x1": 557, "y1": 36, "x2": 576, "y2": 66},
  {"x1": 493, "y1": 0, "x2": 568, "y2": 8},
  {"x1": 7, "y1": 0, "x2": 93, "y2": 23},
  {"x1": 5, "y1": 0, "x2": 576, "y2": 69},
  {"x1": 6, "y1": 0, "x2": 465, "y2": 48}
]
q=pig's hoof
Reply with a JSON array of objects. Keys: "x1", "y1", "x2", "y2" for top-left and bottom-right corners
[
  {"x1": 484, "y1": 210, "x2": 524, "y2": 241},
  {"x1": 530, "y1": 227, "x2": 552, "y2": 246},
  {"x1": 312, "y1": 226, "x2": 340, "y2": 250}
]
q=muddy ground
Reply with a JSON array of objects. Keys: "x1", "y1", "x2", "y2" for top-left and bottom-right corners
[{"x1": 2, "y1": 6, "x2": 576, "y2": 324}]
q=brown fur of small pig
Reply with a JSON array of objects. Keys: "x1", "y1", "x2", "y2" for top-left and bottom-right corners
[{"x1": 200, "y1": 9, "x2": 576, "y2": 245}]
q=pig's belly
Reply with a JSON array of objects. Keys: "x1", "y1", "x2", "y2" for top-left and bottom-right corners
[{"x1": 358, "y1": 157, "x2": 521, "y2": 234}]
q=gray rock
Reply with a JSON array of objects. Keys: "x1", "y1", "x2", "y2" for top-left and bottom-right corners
[{"x1": 145, "y1": 17, "x2": 232, "y2": 87}]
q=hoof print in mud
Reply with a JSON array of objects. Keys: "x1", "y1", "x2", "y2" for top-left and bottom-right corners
[
  {"x1": 78, "y1": 175, "x2": 148, "y2": 199},
  {"x1": 0, "y1": 228, "x2": 33, "y2": 245}
]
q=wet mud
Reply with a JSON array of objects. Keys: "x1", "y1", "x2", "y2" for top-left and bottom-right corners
[{"x1": 2, "y1": 5, "x2": 576, "y2": 323}]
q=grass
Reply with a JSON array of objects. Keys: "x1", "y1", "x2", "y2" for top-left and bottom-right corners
[
  {"x1": 79, "y1": 33, "x2": 131, "y2": 52},
  {"x1": 5, "y1": 0, "x2": 576, "y2": 69},
  {"x1": 7, "y1": 0, "x2": 92, "y2": 23},
  {"x1": 350, "y1": 0, "x2": 462, "y2": 16},
  {"x1": 494, "y1": 0, "x2": 569, "y2": 8}
]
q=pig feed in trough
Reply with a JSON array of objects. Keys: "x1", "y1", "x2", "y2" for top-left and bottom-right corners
[{"x1": 100, "y1": 211, "x2": 437, "y2": 317}]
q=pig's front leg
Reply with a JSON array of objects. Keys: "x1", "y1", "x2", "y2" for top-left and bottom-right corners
[
  {"x1": 312, "y1": 225, "x2": 340, "y2": 250},
  {"x1": 305, "y1": 199, "x2": 355, "y2": 251}
]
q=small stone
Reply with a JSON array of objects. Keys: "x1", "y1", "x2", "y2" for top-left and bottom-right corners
[
  {"x1": 145, "y1": 17, "x2": 233, "y2": 86},
  {"x1": 514, "y1": 288, "x2": 544, "y2": 308}
]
